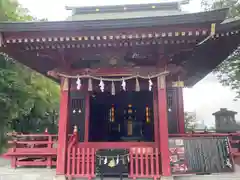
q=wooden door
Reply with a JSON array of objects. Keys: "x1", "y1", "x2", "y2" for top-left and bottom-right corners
[{"x1": 167, "y1": 88, "x2": 178, "y2": 134}]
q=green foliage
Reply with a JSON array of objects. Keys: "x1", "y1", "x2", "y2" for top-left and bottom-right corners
[
  {"x1": 202, "y1": 0, "x2": 240, "y2": 17},
  {"x1": 0, "y1": 0, "x2": 33, "y2": 21},
  {"x1": 0, "y1": 55, "x2": 60, "y2": 150},
  {"x1": 215, "y1": 47, "x2": 240, "y2": 100},
  {"x1": 184, "y1": 112, "x2": 197, "y2": 131},
  {"x1": 201, "y1": 0, "x2": 240, "y2": 99},
  {"x1": 0, "y1": 0, "x2": 59, "y2": 152}
]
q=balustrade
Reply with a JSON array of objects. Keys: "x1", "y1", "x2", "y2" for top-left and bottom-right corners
[{"x1": 5, "y1": 130, "x2": 58, "y2": 168}]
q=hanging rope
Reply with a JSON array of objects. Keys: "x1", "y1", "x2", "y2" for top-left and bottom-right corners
[
  {"x1": 57, "y1": 71, "x2": 169, "y2": 81},
  {"x1": 96, "y1": 153, "x2": 129, "y2": 158}
]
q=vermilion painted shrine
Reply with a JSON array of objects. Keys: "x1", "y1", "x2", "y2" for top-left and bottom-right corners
[{"x1": 0, "y1": 2, "x2": 240, "y2": 180}]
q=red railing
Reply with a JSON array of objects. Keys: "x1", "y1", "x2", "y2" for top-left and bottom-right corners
[
  {"x1": 169, "y1": 132, "x2": 240, "y2": 137},
  {"x1": 66, "y1": 129, "x2": 96, "y2": 180},
  {"x1": 5, "y1": 133, "x2": 57, "y2": 168},
  {"x1": 67, "y1": 145, "x2": 96, "y2": 180},
  {"x1": 170, "y1": 132, "x2": 240, "y2": 158},
  {"x1": 169, "y1": 131, "x2": 240, "y2": 172},
  {"x1": 66, "y1": 138, "x2": 159, "y2": 180},
  {"x1": 129, "y1": 147, "x2": 160, "y2": 180}
]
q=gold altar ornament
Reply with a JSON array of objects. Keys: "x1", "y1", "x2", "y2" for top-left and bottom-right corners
[{"x1": 108, "y1": 158, "x2": 116, "y2": 168}]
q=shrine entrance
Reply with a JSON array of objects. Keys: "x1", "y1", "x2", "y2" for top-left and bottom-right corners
[{"x1": 89, "y1": 91, "x2": 154, "y2": 142}]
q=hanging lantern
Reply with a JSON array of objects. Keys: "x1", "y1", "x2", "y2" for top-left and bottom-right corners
[
  {"x1": 121, "y1": 78, "x2": 126, "y2": 91},
  {"x1": 211, "y1": 23, "x2": 216, "y2": 36},
  {"x1": 135, "y1": 78, "x2": 140, "y2": 92},
  {"x1": 148, "y1": 77, "x2": 153, "y2": 91},
  {"x1": 99, "y1": 78, "x2": 104, "y2": 92},
  {"x1": 108, "y1": 158, "x2": 116, "y2": 167},
  {"x1": 111, "y1": 105, "x2": 115, "y2": 122},
  {"x1": 146, "y1": 106, "x2": 150, "y2": 123},
  {"x1": 76, "y1": 77, "x2": 81, "y2": 90},
  {"x1": 111, "y1": 81, "x2": 115, "y2": 95},
  {"x1": 88, "y1": 78, "x2": 93, "y2": 91}
]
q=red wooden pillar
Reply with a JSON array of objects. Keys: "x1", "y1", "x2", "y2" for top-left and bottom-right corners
[
  {"x1": 84, "y1": 92, "x2": 90, "y2": 142},
  {"x1": 56, "y1": 77, "x2": 69, "y2": 175},
  {"x1": 177, "y1": 85, "x2": 185, "y2": 134},
  {"x1": 153, "y1": 89, "x2": 159, "y2": 144},
  {"x1": 157, "y1": 75, "x2": 171, "y2": 176}
]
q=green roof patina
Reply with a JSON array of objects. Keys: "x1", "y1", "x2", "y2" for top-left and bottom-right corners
[{"x1": 66, "y1": 2, "x2": 187, "y2": 21}]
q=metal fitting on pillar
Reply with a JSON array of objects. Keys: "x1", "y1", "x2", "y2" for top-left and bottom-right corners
[
  {"x1": 157, "y1": 75, "x2": 166, "y2": 89},
  {"x1": 61, "y1": 77, "x2": 69, "y2": 91}
]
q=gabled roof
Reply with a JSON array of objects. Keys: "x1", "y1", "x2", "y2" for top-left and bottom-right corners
[
  {"x1": 0, "y1": 8, "x2": 228, "y2": 32},
  {"x1": 0, "y1": 8, "x2": 239, "y2": 86},
  {"x1": 213, "y1": 108, "x2": 238, "y2": 116},
  {"x1": 184, "y1": 18, "x2": 240, "y2": 86}
]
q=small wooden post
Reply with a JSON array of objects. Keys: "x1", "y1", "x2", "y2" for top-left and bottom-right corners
[
  {"x1": 157, "y1": 75, "x2": 171, "y2": 176},
  {"x1": 46, "y1": 128, "x2": 52, "y2": 168},
  {"x1": 73, "y1": 125, "x2": 78, "y2": 143},
  {"x1": 56, "y1": 77, "x2": 70, "y2": 175},
  {"x1": 11, "y1": 141, "x2": 17, "y2": 168},
  {"x1": 73, "y1": 125, "x2": 78, "y2": 133},
  {"x1": 44, "y1": 128, "x2": 48, "y2": 134}
]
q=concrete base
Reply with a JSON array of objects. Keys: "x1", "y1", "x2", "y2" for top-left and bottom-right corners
[
  {"x1": 0, "y1": 158, "x2": 56, "y2": 180},
  {"x1": 174, "y1": 165, "x2": 240, "y2": 180},
  {"x1": 161, "y1": 176, "x2": 174, "y2": 180},
  {"x1": 53, "y1": 175, "x2": 66, "y2": 180},
  {"x1": 174, "y1": 174, "x2": 240, "y2": 180},
  {"x1": 1, "y1": 158, "x2": 240, "y2": 180},
  {"x1": 0, "y1": 167, "x2": 56, "y2": 180}
]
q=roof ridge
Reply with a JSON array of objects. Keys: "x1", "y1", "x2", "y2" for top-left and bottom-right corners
[
  {"x1": 66, "y1": 2, "x2": 181, "y2": 10},
  {"x1": 66, "y1": 2, "x2": 182, "y2": 15}
]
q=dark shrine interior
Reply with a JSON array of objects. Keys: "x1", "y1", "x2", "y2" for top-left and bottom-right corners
[{"x1": 89, "y1": 91, "x2": 154, "y2": 142}]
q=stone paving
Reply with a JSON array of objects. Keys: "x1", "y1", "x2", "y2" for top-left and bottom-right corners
[
  {"x1": 0, "y1": 158, "x2": 240, "y2": 180},
  {"x1": 0, "y1": 158, "x2": 55, "y2": 180}
]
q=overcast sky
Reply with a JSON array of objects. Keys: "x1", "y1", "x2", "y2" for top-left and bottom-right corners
[{"x1": 18, "y1": 0, "x2": 240, "y2": 127}]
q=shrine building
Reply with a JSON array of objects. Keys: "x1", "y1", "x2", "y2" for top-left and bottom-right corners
[{"x1": 0, "y1": 1, "x2": 240, "y2": 180}]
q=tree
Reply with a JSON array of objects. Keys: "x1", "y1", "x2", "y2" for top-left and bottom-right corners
[
  {"x1": 0, "y1": 0, "x2": 33, "y2": 21},
  {"x1": 201, "y1": 0, "x2": 240, "y2": 99},
  {"x1": 184, "y1": 112, "x2": 197, "y2": 131},
  {"x1": 0, "y1": 0, "x2": 59, "y2": 152}
]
